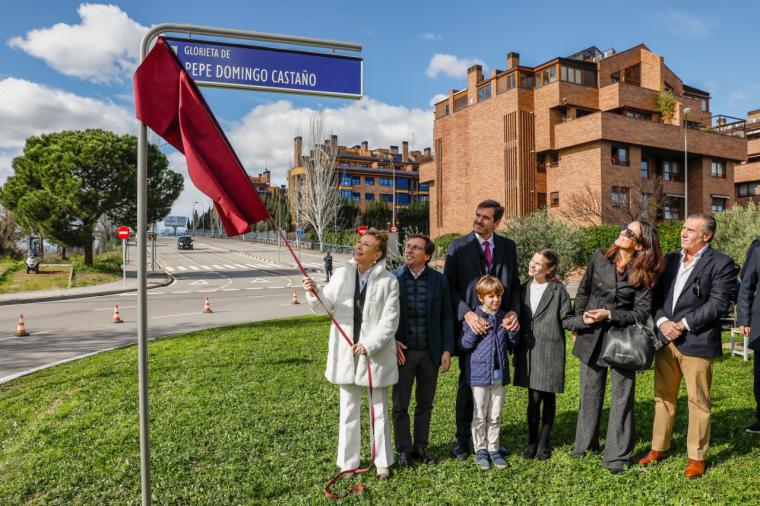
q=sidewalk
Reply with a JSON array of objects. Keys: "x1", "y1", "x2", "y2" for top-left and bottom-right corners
[{"x1": 0, "y1": 269, "x2": 172, "y2": 306}]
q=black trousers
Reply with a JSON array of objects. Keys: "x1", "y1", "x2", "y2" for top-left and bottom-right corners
[
  {"x1": 527, "y1": 388, "x2": 556, "y2": 444},
  {"x1": 755, "y1": 354, "x2": 760, "y2": 421},
  {"x1": 455, "y1": 357, "x2": 473, "y2": 444},
  {"x1": 392, "y1": 349, "x2": 439, "y2": 453}
]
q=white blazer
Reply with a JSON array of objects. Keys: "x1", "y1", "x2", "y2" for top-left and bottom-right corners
[{"x1": 306, "y1": 259, "x2": 400, "y2": 388}]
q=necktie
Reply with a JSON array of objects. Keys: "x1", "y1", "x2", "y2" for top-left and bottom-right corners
[{"x1": 483, "y1": 240, "x2": 492, "y2": 268}]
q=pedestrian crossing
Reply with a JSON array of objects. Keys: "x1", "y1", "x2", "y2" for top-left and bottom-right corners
[{"x1": 164, "y1": 262, "x2": 293, "y2": 273}]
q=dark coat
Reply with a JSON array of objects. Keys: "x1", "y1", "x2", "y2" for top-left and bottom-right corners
[
  {"x1": 458, "y1": 308, "x2": 514, "y2": 386},
  {"x1": 738, "y1": 245, "x2": 760, "y2": 351},
  {"x1": 571, "y1": 250, "x2": 653, "y2": 366},
  {"x1": 394, "y1": 265, "x2": 455, "y2": 366},
  {"x1": 739, "y1": 237, "x2": 760, "y2": 280},
  {"x1": 443, "y1": 231, "x2": 521, "y2": 355},
  {"x1": 513, "y1": 280, "x2": 576, "y2": 393},
  {"x1": 653, "y1": 246, "x2": 738, "y2": 357}
]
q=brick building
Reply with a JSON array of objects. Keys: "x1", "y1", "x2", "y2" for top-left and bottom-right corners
[
  {"x1": 288, "y1": 135, "x2": 431, "y2": 211},
  {"x1": 736, "y1": 108, "x2": 760, "y2": 205},
  {"x1": 421, "y1": 44, "x2": 747, "y2": 237},
  {"x1": 249, "y1": 170, "x2": 284, "y2": 197}
]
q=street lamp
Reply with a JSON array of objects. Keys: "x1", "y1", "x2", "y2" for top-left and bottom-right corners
[
  {"x1": 191, "y1": 200, "x2": 200, "y2": 237},
  {"x1": 683, "y1": 107, "x2": 691, "y2": 219}
]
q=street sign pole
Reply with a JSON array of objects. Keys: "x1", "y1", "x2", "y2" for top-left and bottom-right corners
[
  {"x1": 137, "y1": 23, "x2": 361, "y2": 506},
  {"x1": 123, "y1": 238, "x2": 127, "y2": 288}
]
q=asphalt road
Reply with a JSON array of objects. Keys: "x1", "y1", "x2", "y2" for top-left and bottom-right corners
[{"x1": 0, "y1": 237, "x2": 345, "y2": 382}]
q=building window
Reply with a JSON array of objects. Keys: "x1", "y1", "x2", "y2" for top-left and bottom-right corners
[
  {"x1": 663, "y1": 160, "x2": 681, "y2": 182},
  {"x1": 624, "y1": 64, "x2": 641, "y2": 86},
  {"x1": 611, "y1": 71, "x2": 620, "y2": 83},
  {"x1": 612, "y1": 186, "x2": 630, "y2": 208},
  {"x1": 420, "y1": 182, "x2": 429, "y2": 191},
  {"x1": 507, "y1": 73, "x2": 516, "y2": 91},
  {"x1": 626, "y1": 110, "x2": 652, "y2": 121},
  {"x1": 340, "y1": 189, "x2": 352, "y2": 200},
  {"x1": 341, "y1": 175, "x2": 352, "y2": 186},
  {"x1": 365, "y1": 193, "x2": 375, "y2": 201},
  {"x1": 738, "y1": 182, "x2": 759, "y2": 197},
  {"x1": 397, "y1": 193, "x2": 410, "y2": 205},
  {"x1": 477, "y1": 85, "x2": 491, "y2": 102},
  {"x1": 519, "y1": 72, "x2": 533, "y2": 89},
  {"x1": 663, "y1": 198, "x2": 683, "y2": 220},
  {"x1": 711, "y1": 197, "x2": 727, "y2": 213},
  {"x1": 380, "y1": 178, "x2": 393, "y2": 187},
  {"x1": 611, "y1": 144, "x2": 629, "y2": 166},
  {"x1": 418, "y1": 194, "x2": 429, "y2": 203},
  {"x1": 560, "y1": 65, "x2": 583, "y2": 85},
  {"x1": 641, "y1": 160, "x2": 649, "y2": 179},
  {"x1": 351, "y1": 176, "x2": 361, "y2": 185},
  {"x1": 535, "y1": 65, "x2": 558, "y2": 89},
  {"x1": 711, "y1": 159, "x2": 726, "y2": 178},
  {"x1": 351, "y1": 192, "x2": 360, "y2": 202},
  {"x1": 550, "y1": 192, "x2": 560, "y2": 207},
  {"x1": 537, "y1": 192, "x2": 547, "y2": 208},
  {"x1": 381, "y1": 194, "x2": 393, "y2": 203},
  {"x1": 365, "y1": 176, "x2": 374, "y2": 185}
]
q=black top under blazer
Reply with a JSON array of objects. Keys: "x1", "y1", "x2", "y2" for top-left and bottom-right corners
[
  {"x1": 443, "y1": 231, "x2": 521, "y2": 355},
  {"x1": 571, "y1": 250, "x2": 653, "y2": 366},
  {"x1": 738, "y1": 245, "x2": 760, "y2": 351},
  {"x1": 652, "y1": 246, "x2": 738, "y2": 357},
  {"x1": 513, "y1": 280, "x2": 577, "y2": 393}
]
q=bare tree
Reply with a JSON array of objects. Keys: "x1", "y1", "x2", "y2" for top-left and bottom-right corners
[
  {"x1": 0, "y1": 206, "x2": 19, "y2": 256},
  {"x1": 294, "y1": 113, "x2": 342, "y2": 252},
  {"x1": 561, "y1": 178, "x2": 667, "y2": 225},
  {"x1": 560, "y1": 183, "x2": 604, "y2": 225}
]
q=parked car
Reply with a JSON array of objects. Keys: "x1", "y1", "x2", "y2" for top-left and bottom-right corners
[{"x1": 177, "y1": 236, "x2": 193, "y2": 250}]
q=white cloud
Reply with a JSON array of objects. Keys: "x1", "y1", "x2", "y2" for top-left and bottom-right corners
[
  {"x1": 429, "y1": 93, "x2": 448, "y2": 107},
  {"x1": 418, "y1": 33, "x2": 443, "y2": 41},
  {"x1": 0, "y1": 77, "x2": 133, "y2": 150},
  {"x1": 426, "y1": 53, "x2": 486, "y2": 79},
  {"x1": 7, "y1": 3, "x2": 147, "y2": 83},
  {"x1": 659, "y1": 9, "x2": 714, "y2": 39},
  {"x1": 0, "y1": 149, "x2": 20, "y2": 183}
]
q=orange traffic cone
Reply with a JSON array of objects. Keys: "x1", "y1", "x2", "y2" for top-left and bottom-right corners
[
  {"x1": 112, "y1": 305, "x2": 123, "y2": 323},
  {"x1": 203, "y1": 297, "x2": 213, "y2": 313},
  {"x1": 16, "y1": 313, "x2": 29, "y2": 336},
  {"x1": 291, "y1": 289, "x2": 300, "y2": 305}
]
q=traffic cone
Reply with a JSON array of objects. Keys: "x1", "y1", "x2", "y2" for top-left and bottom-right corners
[
  {"x1": 291, "y1": 289, "x2": 300, "y2": 304},
  {"x1": 112, "y1": 305, "x2": 123, "y2": 323},
  {"x1": 203, "y1": 297, "x2": 213, "y2": 313},
  {"x1": 16, "y1": 313, "x2": 29, "y2": 336}
]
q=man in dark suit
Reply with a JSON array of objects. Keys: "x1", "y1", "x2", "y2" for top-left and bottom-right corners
[
  {"x1": 737, "y1": 242, "x2": 760, "y2": 434},
  {"x1": 443, "y1": 199, "x2": 521, "y2": 459},
  {"x1": 639, "y1": 213, "x2": 738, "y2": 478},
  {"x1": 392, "y1": 234, "x2": 454, "y2": 466},
  {"x1": 739, "y1": 236, "x2": 760, "y2": 279}
]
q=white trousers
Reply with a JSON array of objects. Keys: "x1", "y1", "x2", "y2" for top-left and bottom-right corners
[
  {"x1": 471, "y1": 381, "x2": 505, "y2": 453},
  {"x1": 337, "y1": 384, "x2": 393, "y2": 470}
]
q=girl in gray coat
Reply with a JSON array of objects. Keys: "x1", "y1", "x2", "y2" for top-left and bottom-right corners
[{"x1": 513, "y1": 249, "x2": 577, "y2": 460}]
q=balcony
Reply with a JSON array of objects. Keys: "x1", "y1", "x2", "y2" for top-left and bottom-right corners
[
  {"x1": 554, "y1": 112, "x2": 747, "y2": 161},
  {"x1": 599, "y1": 82, "x2": 657, "y2": 113}
]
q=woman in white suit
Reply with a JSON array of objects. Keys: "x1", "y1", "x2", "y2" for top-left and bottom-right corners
[{"x1": 302, "y1": 230, "x2": 400, "y2": 479}]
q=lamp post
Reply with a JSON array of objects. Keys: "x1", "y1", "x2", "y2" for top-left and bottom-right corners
[
  {"x1": 191, "y1": 200, "x2": 200, "y2": 237},
  {"x1": 683, "y1": 107, "x2": 691, "y2": 219}
]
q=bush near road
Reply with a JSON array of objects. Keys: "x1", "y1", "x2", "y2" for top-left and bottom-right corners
[{"x1": 1, "y1": 316, "x2": 758, "y2": 504}]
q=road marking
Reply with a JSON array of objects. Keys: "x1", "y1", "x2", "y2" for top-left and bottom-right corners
[
  {"x1": 166, "y1": 267, "x2": 175, "y2": 272},
  {"x1": 245, "y1": 287, "x2": 263, "y2": 290},
  {"x1": 172, "y1": 290, "x2": 190, "y2": 294},
  {"x1": 222, "y1": 288, "x2": 240, "y2": 291},
  {"x1": 189, "y1": 266, "x2": 200, "y2": 271},
  {"x1": 251, "y1": 278, "x2": 270, "y2": 283},
  {"x1": 190, "y1": 280, "x2": 209, "y2": 286},
  {"x1": 212, "y1": 265, "x2": 223, "y2": 270},
  {"x1": 200, "y1": 265, "x2": 211, "y2": 270},
  {"x1": 95, "y1": 305, "x2": 137, "y2": 311},
  {"x1": 177, "y1": 266, "x2": 188, "y2": 271},
  {"x1": 222, "y1": 264, "x2": 235, "y2": 269},
  {"x1": 234, "y1": 263, "x2": 247, "y2": 269},
  {"x1": 0, "y1": 330, "x2": 52, "y2": 342},
  {"x1": 197, "y1": 288, "x2": 217, "y2": 292},
  {"x1": 151, "y1": 311, "x2": 202, "y2": 319},
  {"x1": 245, "y1": 264, "x2": 258, "y2": 269}
]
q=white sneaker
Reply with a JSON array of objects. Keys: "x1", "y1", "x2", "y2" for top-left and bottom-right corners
[{"x1": 376, "y1": 466, "x2": 390, "y2": 480}]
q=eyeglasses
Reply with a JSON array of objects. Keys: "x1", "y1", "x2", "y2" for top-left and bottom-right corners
[{"x1": 620, "y1": 224, "x2": 639, "y2": 242}]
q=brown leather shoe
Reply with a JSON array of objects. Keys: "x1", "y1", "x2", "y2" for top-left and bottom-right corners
[
  {"x1": 638, "y1": 449, "x2": 665, "y2": 465},
  {"x1": 684, "y1": 459, "x2": 706, "y2": 479}
]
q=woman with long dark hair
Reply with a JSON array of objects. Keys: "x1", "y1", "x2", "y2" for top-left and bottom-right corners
[{"x1": 570, "y1": 220, "x2": 664, "y2": 473}]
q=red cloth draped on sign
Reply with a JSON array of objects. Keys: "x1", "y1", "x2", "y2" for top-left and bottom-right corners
[{"x1": 133, "y1": 37, "x2": 269, "y2": 235}]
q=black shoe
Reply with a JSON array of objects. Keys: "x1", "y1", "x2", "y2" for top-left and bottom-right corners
[
  {"x1": 522, "y1": 443, "x2": 538, "y2": 459},
  {"x1": 535, "y1": 443, "x2": 552, "y2": 461},
  {"x1": 745, "y1": 421, "x2": 760, "y2": 434},
  {"x1": 498, "y1": 446, "x2": 511, "y2": 457},
  {"x1": 607, "y1": 466, "x2": 625, "y2": 475},
  {"x1": 452, "y1": 442, "x2": 470, "y2": 460},
  {"x1": 397, "y1": 452, "x2": 413, "y2": 467},
  {"x1": 413, "y1": 448, "x2": 437, "y2": 465}
]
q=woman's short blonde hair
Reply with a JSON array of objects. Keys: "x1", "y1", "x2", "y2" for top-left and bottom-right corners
[{"x1": 476, "y1": 275, "x2": 504, "y2": 298}]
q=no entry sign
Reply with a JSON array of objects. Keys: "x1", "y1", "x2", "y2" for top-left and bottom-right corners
[
  {"x1": 117, "y1": 226, "x2": 131, "y2": 240},
  {"x1": 357, "y1": 225, "x2": 368, "y2": 236}
]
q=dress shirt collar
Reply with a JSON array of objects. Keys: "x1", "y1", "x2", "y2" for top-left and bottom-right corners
[
  {"x1": 680, "y1": 244, "x2": 710, "y2": 265},
  {"x1": 475, "y1": 232, "x2": 495, "y2": 250}
]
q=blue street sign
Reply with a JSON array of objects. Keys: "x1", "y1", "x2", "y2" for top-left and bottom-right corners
[
  {"x1": 165, "y1": 37, "x2": 363, "y2": 99},
  {"x1": 296, "y1": 229, "x2": 305, "y2": 239}
]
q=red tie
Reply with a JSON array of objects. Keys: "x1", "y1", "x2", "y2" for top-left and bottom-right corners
[{"x1": 483, "y1": 240, "x2": 492, "y2": 268}]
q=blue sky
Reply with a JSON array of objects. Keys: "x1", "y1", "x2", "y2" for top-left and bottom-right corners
[{"x1": 1, "y1": 1, "x2": 759, "y2": 218}]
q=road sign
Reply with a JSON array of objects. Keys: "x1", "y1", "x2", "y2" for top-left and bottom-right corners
[
  {"x1": 296, "y1": 229, "x2": 305, "y2": 239},
  {"x1": 166, "y1": 37, "x2": 363, "y2": 99},
  {"x1": 164, "y1": 215, "x2": 188, "y2": 227},
  {"x1": 117, "y1": 226, "x2": 131, "y2": 240},
  {"x1": 390, "y1": 225, "x2": 398, "y2": 233},
  {"x1": 358, "y1": 225, "x2": 368, "y2": 236}
]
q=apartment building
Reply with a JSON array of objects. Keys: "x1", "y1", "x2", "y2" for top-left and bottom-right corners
[
  {"x1": 249, "y1": 170, "x2": 284, "y2": 197},
  {"x1": 736, "y1": 108, "x2": 760, "y2": 205},
  {"x1": 421, "y1": 44, "x2": 747, "y2": 236},
  {"x1": 288, "y1": 135, "x2": 431, "y2": 211}
]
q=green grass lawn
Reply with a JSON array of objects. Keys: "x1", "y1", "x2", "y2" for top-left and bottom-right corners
[
  {"x1": 1, "y1": 316, "x2": 759, "y2": 505},
  {"x1": 0, "y1": 251, "x2": 122, "y2": 293}
]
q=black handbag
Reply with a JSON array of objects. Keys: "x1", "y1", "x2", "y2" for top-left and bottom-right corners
[{"x1": 600, "y1": 315, "x2": 658, "y2": 371}]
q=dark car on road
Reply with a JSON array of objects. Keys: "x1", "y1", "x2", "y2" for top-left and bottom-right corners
[{"x1": 177, "y1": 236, "x2": 193, "y2": 250}]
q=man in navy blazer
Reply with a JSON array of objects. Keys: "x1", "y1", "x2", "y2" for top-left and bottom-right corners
[
  {"x1": 443, "y1": 199, "x2": 521, "y2": 459},
  {"x1": 737, "y1": 240, "x2": 760, "y2": 434},
  {"x1": 640, "y1": 213, "x2": 738, "y2": 478}
]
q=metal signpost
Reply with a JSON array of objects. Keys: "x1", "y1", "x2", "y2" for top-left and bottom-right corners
[
  {"x1": 137, "y1": 24, "x2": 361, "y2": 506},
  {"x1": 117, "y1": 226, "x2": 131, "y2": 288}
]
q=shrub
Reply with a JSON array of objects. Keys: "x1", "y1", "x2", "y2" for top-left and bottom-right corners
[
  {"x1": 433, "y1": 233, "x2": 462, "y2": 260},
  {"x1": 656, "y1": 221, "x2": 682, "y2": 253},
  {"x1": 578, "y1": 225, "x2": 620, "y2": 262},
  {"x1": 714, "y1": 201, "x2": 760, "y2": 267},
  {"x1": 501, "y1": 210, "x2": 584, "y2": 282}
]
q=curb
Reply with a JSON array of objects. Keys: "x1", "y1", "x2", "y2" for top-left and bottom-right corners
[{"x1": 0, "y1": 273, "x2": 175, "y2": 306}]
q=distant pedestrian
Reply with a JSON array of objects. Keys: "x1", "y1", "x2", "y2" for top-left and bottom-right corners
[
  {"x1": 513, "y1": 249, "x2": 577, "y2": 461},
  {"x1": 324, "y1": 251, "x2": 333, "y2": 281}
]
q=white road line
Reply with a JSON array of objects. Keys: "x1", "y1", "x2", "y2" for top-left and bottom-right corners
[
  {"x1": 0, "y1": 330, "x2": 52, "y2": 342},
  {"x1": 119, "y1": 293, "x2": 136, "y2": 297},
  {"x1": 245, "y1": 287, "x2": 263, "y2": 290},
  {"x1": 200, "y1": 265, "x2": 211, "y2": 270},
  {"x1": 189, "y1": 266, "x2": 200, "y2": 271},
  {"x1": 94, "y1": 305, "x2": 137, "y2": 311},
  {"x1": 151, "y1": 311, "x2": 202, "y2": 319},
  {"x1": 166, "y1": 266, "x2": 175, "y2": 272},
  {"x1": 196, "y1": 288, "x2": 217, "y2": 293},
  {"x1": 245, "y1": 264, "x2": 258, "y2": 269},
  {"x1": 234, "y1": 263, "x2": 247, "y2": 269},
  {"x1": 172, "y1": 290, "x2": 190, "y2": 294},
  {"x1": 151, "y1": 291, "x2": 165, "y2": 295},
  {"x1": 212, "y1": 265, "x2": 223, "y2": 270},
  {"x1": 222, "y1": 288, "x2": 240, "y2": 291},
  {"x1": 222, "y1": 264, "x2": 235, "y2": 269}
]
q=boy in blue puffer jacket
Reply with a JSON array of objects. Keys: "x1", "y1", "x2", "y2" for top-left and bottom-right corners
[{"x1": 459, "y1": 275, "x2": 520, "y2": 470}]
